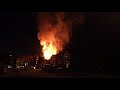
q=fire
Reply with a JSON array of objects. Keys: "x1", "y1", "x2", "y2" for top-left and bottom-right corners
[
  {"x1": 37, "y1": 12, "x2": 72, "y2": 60},
  {"x1": 41, "y1": 41, "x2": 57, "y2": 60},
  {"x1": 36, "y1": 12, "x2": 85, "y2": 60}
]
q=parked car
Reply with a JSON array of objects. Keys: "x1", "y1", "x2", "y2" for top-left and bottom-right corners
[
  {"x1": 42, "y1": 64, "x2": 66, "y2": 72},
  {"x1": 53, "y1": 65, "x2": 66, "y2": 72},
  {"x1": 42, "y1": 64, "x2": 52, "y2": 71}
]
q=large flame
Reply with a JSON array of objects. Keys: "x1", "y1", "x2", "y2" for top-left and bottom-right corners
[
  {"x1": 37, "y1": 12, "x2": 72, "y2": 60},
  {"x1": 41, "y1": 41, "x2": 57, "y2": 60},
  {"x1": 37, "y1": 12, "x2": 84, "y2": 60}
]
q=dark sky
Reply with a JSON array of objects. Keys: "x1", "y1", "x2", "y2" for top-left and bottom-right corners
[
  {"x1": 70, "y1": 12, "x2": 120, "y2": 73},
  {"x1": 0, "y1": 13, "x2": 39, "y2": 55},
  {"x1": 72, "y1": 12, "x2": 120, "y2": 53}
]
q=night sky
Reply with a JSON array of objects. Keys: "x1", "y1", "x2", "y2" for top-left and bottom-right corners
[
  {"x1": 0, "y1": 12, "x2": 120, "y2": 73},
  {"x1": 71, "y1": 12, "x2": 120, "y2": 73},
  {"x1": 0, "y1": 13, "x2": 39, "y2": 55}
]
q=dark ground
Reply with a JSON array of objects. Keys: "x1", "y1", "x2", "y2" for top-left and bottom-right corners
[{"x1": 0, "y1": 68, "x2": 119, "y2": 78}]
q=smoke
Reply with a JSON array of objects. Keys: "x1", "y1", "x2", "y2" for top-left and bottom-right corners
[{"x1": 37, "y1": 12, "x2": 84, "y2": 57}]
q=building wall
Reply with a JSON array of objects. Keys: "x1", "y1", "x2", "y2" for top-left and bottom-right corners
[{"x1": 41, "y1": 55, "x2": 64, "y2": 65}]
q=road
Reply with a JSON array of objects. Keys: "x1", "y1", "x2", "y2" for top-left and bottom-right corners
[
  {"x1": 0, "y1": 68, "x2": 118, "y2": 78},
  {"x1": 0, "y1": 69, "x2": 84, "y2": 78}
]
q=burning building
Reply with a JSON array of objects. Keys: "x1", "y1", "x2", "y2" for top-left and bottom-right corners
[
  {"x1": 41, "y1": 54, "x2": 64, "y2": 65},
  {"x1": 36, "y1": 12, "x2": 85, "y2": 68},
  {"x1": 37, "y1": 12, "x2": 72, "y2": 65},
  {"x1": 16, "y1": 55, "x2": 35, "y2": 68}
]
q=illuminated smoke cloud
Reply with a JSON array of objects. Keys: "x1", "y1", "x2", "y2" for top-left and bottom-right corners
[{"x1": 37, "y1": 12, "x2": 85, "y2": 60}]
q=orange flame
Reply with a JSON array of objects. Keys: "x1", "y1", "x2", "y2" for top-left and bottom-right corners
[
  {"x1": 37, "y1": 12, "x2": 72, "y2": 60},
  {"x1": 41, "y1": 41, "x2": 57, "y2": 60}
]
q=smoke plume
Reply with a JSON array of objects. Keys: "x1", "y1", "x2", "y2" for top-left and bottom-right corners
[{"x1": 37, "y1": 12, "x2": 84, "y2": 59}]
